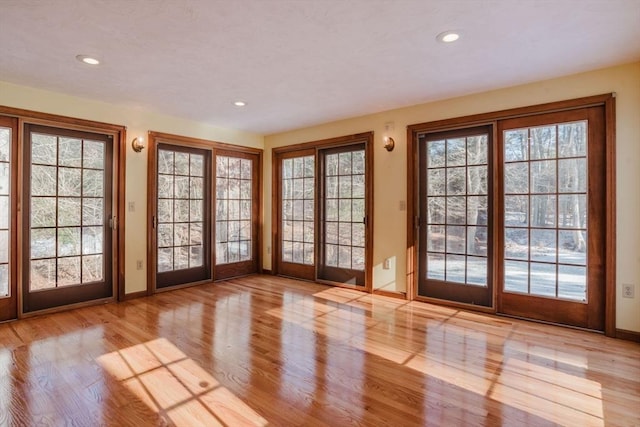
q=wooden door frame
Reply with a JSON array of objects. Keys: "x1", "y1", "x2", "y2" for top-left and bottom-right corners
[
  {"x1": 406, "y1": 94, "x2": 616, "y2": 336},
  {"x1": 272, "y1": 132, "x2": 374, "y2": 292},
  {"x1": 0, "y1": 105, "x2": 126, "y2": 317},
  {"x1": 147, "y1": 131, "x2": 263, "y2": 294}
]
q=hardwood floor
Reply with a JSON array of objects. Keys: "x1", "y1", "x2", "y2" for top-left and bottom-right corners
[{"x1": 0, "y1": 275, "x2": 638, "y2": 426}]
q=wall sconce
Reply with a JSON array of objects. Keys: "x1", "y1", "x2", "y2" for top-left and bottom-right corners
[
  {"x1": 131, "y1": 137, "x2": 145, "y2": 153},
  {"x1": 383, "y1": 136, "x2": 395, "y2": 152}
]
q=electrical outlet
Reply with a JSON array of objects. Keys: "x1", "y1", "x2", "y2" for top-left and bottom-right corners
[
  {"x1": 136, "y1": 260, "x2": 143, "y2": 270},
  {"x1": 622, "y1": 284, "x2": 635, "y2": 298},
  {"x1": 267, "y1": 246, "x2": 271, "y2": 254},
  {"x1": 383, "y1": 258, "x2": 390, "y2": 270},
  {"x1": 399, "y1": 200, "x2": 406, "y2": 211}
]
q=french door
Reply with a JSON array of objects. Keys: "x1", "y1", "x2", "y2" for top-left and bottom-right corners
[
  {"x1": 318, "y1": 144, "x2": 367, "y2": 287},
  {"x1": 418, "y1": 126, "x2": 493, "y2": 307},
  {"x1": 150, "y1": 134, "x2": 261, "y2": 289},
  {"x1": 273, "y1": 133, "x2": 372, "y2": 290},
  {"x1": 497, "y1": 107, "x2": 605, "y2": 329},
  {"x1": 214, "y1": 150, "x2": 260, "y2": 280},
  {"x1": 155, "y1": 144, "x2": 211, "y2": 289},
  {"x1": 23, "y1": 124, "x2": 114, "y2": 313},
  {"x1": 0, "y1": 117, "x2": 17, "y2": 321},
  {"x1": 413, "y1": 99, "x2": 610, "y2": 330}
]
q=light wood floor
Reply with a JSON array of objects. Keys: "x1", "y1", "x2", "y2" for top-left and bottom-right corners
[{"x1": 0, "y1": 275, "x2": 638, "y2": 426}]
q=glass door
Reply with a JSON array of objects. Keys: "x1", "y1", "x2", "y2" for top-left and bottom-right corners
[
  {"x1": 0, "y1": 117, "x2": 17, "y2": 321},
  {"x1": 156, "y1": 144, "x2": 211, "y2": 289},
  {"x1": 317, "y1": 144, "x2": 367, "y2": 287},
  {"x1": 418, "y1": 126, "x2": 493, "y2": 307},
  {"x1": 214, "y1": 150, "x2": 260, "y2": 280},
  {"x1": 278, "y1": 149, "x2": 316, "y2": 280},
  {"x1": 22, "y1": 124, "x2": 114, "y2": 313},
  {"x1": 498, "y1": 107, "x2": 606, "y2": 330}
]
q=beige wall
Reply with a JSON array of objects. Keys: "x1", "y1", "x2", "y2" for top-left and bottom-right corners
[
  {"x1": 264, "y1": 62, "x2": 640, "y2": 332},
  {"x1": 0, "y1": 81, "x2": 263, "y2": 295},
  {"x1": 2, "y1": 62, "x2": 638, "y2": 332}
]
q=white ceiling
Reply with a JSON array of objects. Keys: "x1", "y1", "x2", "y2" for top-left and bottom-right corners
[{"x1": 1, "y1": 0, "x2": 639, "y2": 135}]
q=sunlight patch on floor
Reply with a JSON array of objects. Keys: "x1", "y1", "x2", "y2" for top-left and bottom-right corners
[{"x1": 97, "y1": 338, "x2": 268, "y2": 426}]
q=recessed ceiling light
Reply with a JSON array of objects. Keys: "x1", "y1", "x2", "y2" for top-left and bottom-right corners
[
  {"x1": 234, "y1": 101, "x2": 246, "y2": 107},
  {"x1": 76, "y1": 55, "x2": 100, "y2": 65},
  {"x1": 436, "y1": 31, "x2": 461, "y2": 43}
]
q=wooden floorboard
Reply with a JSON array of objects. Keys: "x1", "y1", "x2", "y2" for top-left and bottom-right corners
[{"x1": 0, "y1": 274, "x2": 638, "y2": 426}]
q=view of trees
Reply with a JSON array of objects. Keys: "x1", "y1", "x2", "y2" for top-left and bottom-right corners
[
  {"x1": 281, "y1": 155, "x2": 315, "y2": 265},
  {"x1": 0, "y1": 127, "x2": 10, "y2": 297},
  {"x1": 425, "y1": 134, "x2": 488, "y2": 286},
  {"x1": 503, "y1": 121, "x2": 588, "y2": 300},
  {"x1": 215, "y1": 155, "x2": 252, "y2": 265},
  {"x1": 323, "y1": 150, "x2": 365, "y2": 270},
  {"x1": 29, "y1": 133, "x2": 106, "y2": 290},
  {"x1": 157, "y1": 149, "x2": 206, "y2": 272}
]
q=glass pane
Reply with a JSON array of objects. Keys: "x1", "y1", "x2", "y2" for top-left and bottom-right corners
[
  {"x1": 31, "y1": 228, "x2": 56, "y2": 259},
  {"x1": 467, "y1": 135, "x2": 487, "y2": 165},
  {"x1": 0, "y1": 164, "x2": 8, "y2": 196},
  {"x1": 83, "y1": 141, "x2": 104, "y2": 169},
  {"x1": 427, "y1": 169, "x2": 445, "y2": 195},
  {"x1": 158, "y1": 224, "x2": 173, "y2": 247},
  {"x1": 228, "y1": 158, "x2": 241, "y2": 179},
  {"x1": 445, "y1": 254, "x2": 465, "y2": 283},
  {"x1": 82, "y1": 198, "x2": 104, "y2": 226},
  {"x1": 505, "y1": 260, "x2": 528, "y2": 293},
  {"x1": 82, "y1": 227, "x2": 103, "y2": 255},
  {"x1": 339, "y1": 152, "x2": 352, "y2": 175},
  {"x1": 558, "y1": 158, "x2": 586, "y2": 193},
  {"x1": 158, "y1": 248, "x2": 173, "y2": 272},
  {"x1": 58, "y1": 227, "x2": 81, "y2": 257},
  {"x1": 0, "y1": 265, "x2": 8, "y2": 298},
  {"x1": 190, "y1": 199, "x2": 203, "y2": 222},
  {"x1": 558, "y1": 265, "x2": 586, "y2": 301},
  {"x1": 505, "y1": 228, "x2": 528, "y2": 260},
  {"x1": 467, "y1": 166, "x2": 487, "y2": 195},
  {"x1": 352, "y1": 151, "x2": 364, "y2": 174},
  {"x1": 59, "y1": 138, "x2": 82, "y2": 167},
  {"x1": 504, "y1": 196, "x2": 528, "y2": 227},
  {"x1": 504, "y1": 129, "x2": 528, "y2": 162},
  {"x1": 446, "y1": 225, "x2": 465, "y2": 253},
  {"x1": 82, "y1": 255, "x2": 103, "y2": 282},
  {"x1": 158, "y1": 199, "x2": 174, "y2": 223},
  {"x1": 58, "y1": 257, "x2": 81, "y2": 286},
  {"x1": 82, "y1": 169, "x2": 103, "y2": 197},
  {"x1": 58, "y1": 167, "x2": 81, "y2": 196},
  {"x1": 530, "y1": 262, "x2": 556, "y2": 297},
  {"x1": 467, "y1": 227, "x2": 487, "y2": 256},
  {"x1": 175, "y1": 176, "x2": 190, "y2": 199},
  {"x1": 158, "y1": 175, "x2": 174, "y2": 198},
  {"x1": 446, "y1": 138, "x2": 466, "y2": 166},
  {"x1": 174, "y1": 223, "x2": 189, "y2": 246},
  {"x1": 447, "y1": 167, "x2": 465, "y2": 195},
  {"x1": 191, "y1": 154, "x2": 204, "y2": 177},
  {"x1": 159, "y1": 150, "x2": 174, "y2": 174},
  {"x1": 467, "y1": 256, "x2": 487, "y2": 286},
  {"x1": 530, "y1": 160, "x2": 556, "y2": 193},
  {"x1": 530, "y1": 195, "x2": 556, "y2": 228},
  {"x1": 32, "y1": 133, "x2": 57, "y2": 165},
  {"x1": 446, "y1": 197, "x2": 465, "y2": 225},
  {"x1": 190, "y1": 246, "x2": 203, "y2": 267},
  {"x1": 174, "y1": 200, "x2": 190, "y2": 222},
  {"x1": 0, "y1": 230, "x2": 7, "y2": 264},
  {"x1": 427, "y1": 197, "x2": 445, "y2": 224},
  {"x1": 530, "y1": 126, "x2": 556, "y2": 159},
  {"x1": 558, "y1": 230, "x2": 587, "y2": 265},
  {"x1": 504, "y1": 163, "x2": 528, "y2": 194},
  {"x1": 530, "y1": 229, "x2": 556, "y2": 263},
  {"x1": 467, "y1": 196, "x2": 487, "y2": 226},
  {"x1": 427, "y1": 140, "x2": 445, "y2": 168},
  {"x1": 325, "y1": 244, "x2": 338, "y2": 267},
  {"x1": 190, "y1": 223, "x2": 203, "y2": 245},
  {"x1": 427, "y1": 253, "x2": 444, "y2": 280},
  {"x1": 32, "y1": 197, "x2": 56, "y2": 227},
  {"x1": 427, "y1": 225, "x2": 445, "y2": 252},
  {"x1": 241, "y1": 159, "x2": 252, "y2": 179},
  {"x1": 31, "y1": 165, "x2": 57, "y2": 196},
  {"x1": 30, "y1": 258, "x2": 56, "y2": 290},
  {"x1": 174, "y1": 247, "x2": 189, "y2": 270},
  {"x1": 175, "y1": 152, "x2": 189, "y2": 175},
  {"x1": 558, "y1": 121, "x2": 587, "y2": 157}
]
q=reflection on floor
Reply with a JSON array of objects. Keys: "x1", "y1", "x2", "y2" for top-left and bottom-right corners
[{"x1": 0, "y1": 274, "x2": 638, "y2": 426}]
